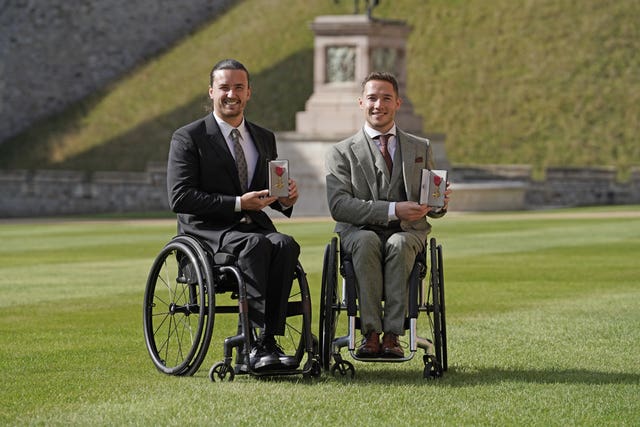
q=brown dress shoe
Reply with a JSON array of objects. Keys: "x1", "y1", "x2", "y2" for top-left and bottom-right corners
[
  {"x1": 356, "y1": 331, "x2": 381, "y2": 357},
  {"x1": 382, "y1": 332, "x2": 404, "y2": 358}
]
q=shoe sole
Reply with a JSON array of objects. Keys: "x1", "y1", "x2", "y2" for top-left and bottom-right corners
[
  {"x1": 355, "y1": 351, "x2": 380, "y2": 358},
  {"x1": 279, "y1": 356, "x2": 299, "y2": 369},
  {"x1": 254, "y1": 356, "x2": 281, "y2": 371}
]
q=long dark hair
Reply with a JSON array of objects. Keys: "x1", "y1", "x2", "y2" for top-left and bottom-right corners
[{"x1": 209, "y1": 58, "x2": 251, "y2": 87}]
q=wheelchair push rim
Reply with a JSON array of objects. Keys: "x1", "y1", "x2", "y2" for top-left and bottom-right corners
[{"x1": 143, "y1": 238, "x2": 214, "y2": 376}]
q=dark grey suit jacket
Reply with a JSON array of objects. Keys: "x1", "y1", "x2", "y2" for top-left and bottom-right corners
[
  {"x1": 167, "y1": 113, "x2": 291, "y2": 251},
  {"x1": 325, "y1": 127, "x2": 445, "y2": 239}
]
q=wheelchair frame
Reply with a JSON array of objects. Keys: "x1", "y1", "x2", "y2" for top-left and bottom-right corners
[
  {"x1": 142, "y1": 234, "x2": 321, "y2": 381},
  {"x1": 319, "y1": 236, "x2": 448, "y2": 379}
]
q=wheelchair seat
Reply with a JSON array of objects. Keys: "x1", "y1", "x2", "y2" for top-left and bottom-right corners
[
  {"x1": 319, "y1": 236, "x2": 447, "y2": 379},
  {"x1": 143, "y1": 233, "x2": 321, "y2": 381}
]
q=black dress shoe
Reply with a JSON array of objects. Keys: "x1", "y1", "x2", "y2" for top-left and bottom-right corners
[
  {"x1": 262, "y1": 335, "x2": 299, "y2": 369},
  {"x1": 249, "y1": 340, "x2": 281, "y2": 371}
]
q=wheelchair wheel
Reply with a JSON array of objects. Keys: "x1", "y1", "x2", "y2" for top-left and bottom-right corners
[
  {"x1": 143, "y1": 237, "x2": 214, "y2": 376},
  {"x1": 427, "y1": 237, "x2": 447, "y2": 376},
  {"x1": 319, "y1": 236, "x2": 340, "y2": 370},
  {"x1": 275, "y1": 262, "x2": 319, "y2": 372},
  {"x1": 436, "y1": 240, "x2": 448, "y2": 371},
  {"x1": 209, "y1": 362, "x2": 235, "y2": 382}
]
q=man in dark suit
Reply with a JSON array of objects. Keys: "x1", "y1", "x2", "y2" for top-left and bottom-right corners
[
  {"x1": 325, "y1": 71, "x2": 451, "y2": 358},
  {"x1": 167, "y1": 58, "x2": 300, "y2": 371}
]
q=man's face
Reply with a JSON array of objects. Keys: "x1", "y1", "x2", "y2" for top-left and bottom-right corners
[
  {"x1": 209, "y1": 68, "x2": 251, "y2": 125},
  {"x1": 359, "y1": 79, "x2": 402, "y2": 133}
]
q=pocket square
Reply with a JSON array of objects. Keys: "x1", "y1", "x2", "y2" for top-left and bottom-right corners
[{"x1": 415, "y1": 157, "x2": 423, "y2": 163}]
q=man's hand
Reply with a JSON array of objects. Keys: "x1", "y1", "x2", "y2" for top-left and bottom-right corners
[
  {"x1": 395, "y1": 201, "x2": 430, "y2": 221},
  {"x1": 240, "y1": 190, "x2": 277, "y2": 211},
  {"x1": 278, "y1": 178, "x2": 299, "y2": 208},
  {"x1": 442, "y1": 182, "x2": 452, "y2": 211}
]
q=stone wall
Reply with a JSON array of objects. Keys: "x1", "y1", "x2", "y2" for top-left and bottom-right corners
[
  {"x1": 1, "y1": 161, "x2": 639, "y2": 218},
  {"x1": 452, "y1": 164, "x2": 639, "y2": 208},
  {"x1": 0, "y1": 0, "x2": 235, "y2": 143},
  {"x1": 0, "y1": 164, "x2": 168, "y2": 218}
]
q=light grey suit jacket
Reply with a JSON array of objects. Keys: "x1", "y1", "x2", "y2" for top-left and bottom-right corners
[{"x1": 325, "y1": 127, "x2": 445, "y2": 239}]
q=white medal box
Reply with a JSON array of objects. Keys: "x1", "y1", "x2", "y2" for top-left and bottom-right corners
[
  {"x1": 268, "y1": 160, "x2": 289, "y2": 197},
  {"x1": 419, "y1": 169, "x2": 448, "y2": 207}
]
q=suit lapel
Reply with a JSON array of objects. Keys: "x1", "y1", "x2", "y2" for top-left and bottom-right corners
[
  {"x1": 245, "y1": 122, "x2": 267, "y2": 191},
  {"x1": 352, "y1": 130, "x2": 379, "y2": 197},
  {"x1": 398, "y1": 131, "x2": 417, "y2": 199}
]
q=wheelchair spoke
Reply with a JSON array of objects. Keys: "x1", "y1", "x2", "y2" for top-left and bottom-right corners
[
  {"x1": 144, "y1": 235, "x2": 315, "y2": 378},
  {"x1": 280, "y1": 320, "x2": 302, "y2": 350}
]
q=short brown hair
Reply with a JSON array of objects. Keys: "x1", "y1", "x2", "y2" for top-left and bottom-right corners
[{"x1": 361, "y1": 71, "x2": 399, "y2": 96}]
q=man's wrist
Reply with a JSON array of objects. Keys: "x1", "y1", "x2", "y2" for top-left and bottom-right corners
[{"x1": 235, "y1": 196, "x2": 242, "y2": 212}]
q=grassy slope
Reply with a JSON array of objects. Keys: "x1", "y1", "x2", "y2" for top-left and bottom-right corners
[{"x1": 0, "y1": 0, "x2": 638, "y2": 174}]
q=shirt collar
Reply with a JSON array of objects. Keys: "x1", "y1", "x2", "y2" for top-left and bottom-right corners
[
  {"x1": 213, "y1": 112, "x2": 246, "y2": 138},
  {"x1": 363, "y1": 123, "x2": 397, "y2": 140}
]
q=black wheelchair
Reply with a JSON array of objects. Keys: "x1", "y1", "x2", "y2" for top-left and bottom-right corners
[
  {"x1": 142, "y1": 233, "x2": 321, "y2": 381},
  {"x1": 319, "y1": 236, "x2": 447, "y2": 379}
]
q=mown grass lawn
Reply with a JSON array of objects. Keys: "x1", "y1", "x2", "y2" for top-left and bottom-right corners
[{"x1": 1, "y1": 207, "x2": 639, "y2": 425}]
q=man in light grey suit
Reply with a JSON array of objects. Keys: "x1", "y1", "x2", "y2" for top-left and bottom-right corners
[{"x1": 325, "y1": 71, "x2": 451, "y2": 358}]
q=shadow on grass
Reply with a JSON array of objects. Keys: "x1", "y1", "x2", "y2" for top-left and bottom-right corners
[
  {"x1": 179, "y1": 364, "x2": 640, "y2": 386},
  {"x1": 333, "y1": 365, "x2": 640, "y2": 386}
]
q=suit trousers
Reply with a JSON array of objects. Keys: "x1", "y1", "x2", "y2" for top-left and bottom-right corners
[
  {"x1": 339, "y1": 227, "x2": 425, "y2": 336},
  {"x1": 218, "y1": 224, "x2": 300, "y2": 336}
]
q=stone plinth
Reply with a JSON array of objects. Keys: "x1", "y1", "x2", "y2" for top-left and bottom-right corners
[{"x1": 296, "y1": 15, "x2": 425, "y2": 138}]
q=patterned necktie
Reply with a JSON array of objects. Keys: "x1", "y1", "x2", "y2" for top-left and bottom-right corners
[
  {"x1": 230, "y1": 129, "x2": 248, "y2": 192},
  {"x1": 378, "y1": 133, "x2": 393, "y2": 174}
]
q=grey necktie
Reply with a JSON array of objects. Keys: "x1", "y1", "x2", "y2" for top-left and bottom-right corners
[
  {"x1": 377, "y1": 133, "x2": 393, "y2": 174},
  {"x1": 230, "y1": 129, "x2": 248, "y2": 192}
]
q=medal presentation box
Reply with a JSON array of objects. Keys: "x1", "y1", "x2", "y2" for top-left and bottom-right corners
[
  {"x1": 419, "y1": 169, "x2": 448, "y2": 207},
  {"x1": 268, "y1": 160, "x2": 289, "y2": 197}
]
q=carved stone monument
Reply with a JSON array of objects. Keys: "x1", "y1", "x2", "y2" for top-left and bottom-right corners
[{"x1": 295, "y1": 14, "x2": 424, "y2": 137}]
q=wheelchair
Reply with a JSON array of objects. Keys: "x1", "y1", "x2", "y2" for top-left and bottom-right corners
[
  {"x1": 319, "y1": 236, "x2": 447, "y2": 379},
  {"x1": 142, "y1": 233, "x2": 321, "y2": 381}
]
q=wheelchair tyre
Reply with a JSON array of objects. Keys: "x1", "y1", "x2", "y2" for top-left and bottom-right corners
[
  {"x1": 143, "y1": 238, "x2": 214, "y2": 375},
  {"x1": 437, "y1": 244, "x2": 448, "y2": 371},
  {"x1": 209, "y1": 362, "x2": 235, "y2": 382},
  {"x1": 274, "y1": 262, "x2": 318, "y2": 370},
  {"x1": 423, "y1": 354, "x2": 441, "y2": 379},
  {"x1": 319, "y1": 237, "x2": 339, "y2": 370},
  {"x1": 428, "y1": 239, "x2": 447, "y2": 376},
  {"x1": 331, "y1": 360, "x2": 355, "y2": 379}
]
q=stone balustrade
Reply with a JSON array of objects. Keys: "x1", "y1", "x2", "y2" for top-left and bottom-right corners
[{"x1": 1, "y1": 160, "x2": 638, "y2": 218}]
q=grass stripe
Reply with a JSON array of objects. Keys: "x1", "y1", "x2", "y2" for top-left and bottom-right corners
[{"x1": 1, "y1": 207, "x2": 639, "y2": 425}]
